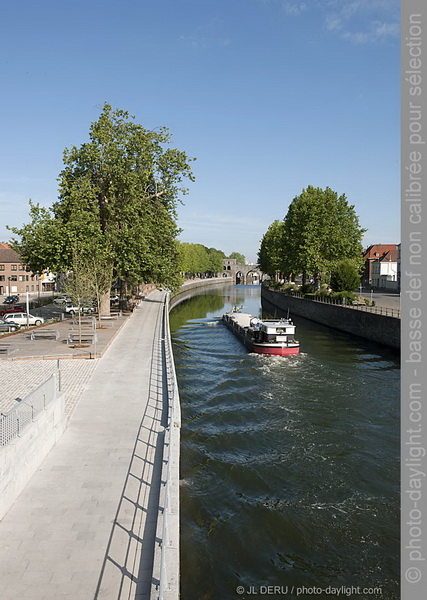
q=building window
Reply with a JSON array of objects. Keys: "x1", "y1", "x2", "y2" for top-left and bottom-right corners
[
  {"x1": 0, "y1": 265, "x2": 4, "y2": 271},
  {"x1": 0, "y1": 276, "x2": 4, "y2": 281},
  {"x1": 19, "y1": 275, "x2": 25, "y2": 282},
  {"x1": 11, "y1": 265, "x2": 17, "y2": 271},
  {"x1": 10, "y1": 275, "x2": 17, "y2": 281}
]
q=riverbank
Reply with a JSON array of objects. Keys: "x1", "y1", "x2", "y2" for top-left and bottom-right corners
[
  {"x1": 170, "y1": 277, "x2": 233, "y2": 310},
  {"x1": 262, "y1": 286, "x2": 400, "y2": 350}
]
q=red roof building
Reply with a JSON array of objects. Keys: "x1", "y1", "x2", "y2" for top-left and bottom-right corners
[{"x1": 362, "y1": 244, "x2": 399, "y2": 285}]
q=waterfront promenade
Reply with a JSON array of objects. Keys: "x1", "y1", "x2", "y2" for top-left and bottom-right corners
[{"x1": 0, "y1": 290, "x2": 175, "y2": 599}]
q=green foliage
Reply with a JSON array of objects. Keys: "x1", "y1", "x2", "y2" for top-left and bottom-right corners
[
  {"x1": 178, "y1": 242, "x2": 225, "y2": 277},
  {"x1": 228, "y1": 251, "x2": 246, "y2": 264},
  {"x1": 257, "y1": 220, "x2": 286, "y2": 278},
  {"x1": 8, "y1": 104, "x2": 195, "y2": 311},
  {"x1": 258, "y1": 186, "x2": 366, "y2": 285},
  {"x1": 330, "y1": 259, "x2": 361, "y2": 292},
  {"x1": 282, "y1": 186, "x2": 366, "y2": 280},
  {"x1": 300, "y1": 283, "x2": 315, "y2": 294},
  {"x1": 331, "y1": 290, "x2": 358, "y2": 304}
]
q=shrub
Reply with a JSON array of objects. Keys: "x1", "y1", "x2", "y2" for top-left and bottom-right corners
[
  {"x1": 330, "y1": 260, "x2": 361, "y2": 292},
  {"x1": 331, "y1": 291, "x2": 357, "y2": 304},
  {"x1": 300, "y1": 283, "x2": 315, "y2": 294}
]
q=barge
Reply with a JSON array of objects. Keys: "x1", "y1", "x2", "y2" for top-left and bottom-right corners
[{"x1": 222, "y1": 311, "x2": 300, "y2": 356}]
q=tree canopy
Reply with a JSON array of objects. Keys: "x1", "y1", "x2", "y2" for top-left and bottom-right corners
[
  {"x1": 330, "y1": 259, "x2": 361, "y2": 292},
  {"x1": 9, "y1": 104, "x2": 195, "y2": 312},
  {"x1": 228, "y1": 251, "x2": 246, "y2": 264},
  {"x1": 178, "y1": 243, "x2": 225, "y2": 277},
  {"x1": 258, "y1": 186, "x2": 366, "y2": 285},
  {"x1": 257, "y1": 220, "x2": 285, "y2": 278}
]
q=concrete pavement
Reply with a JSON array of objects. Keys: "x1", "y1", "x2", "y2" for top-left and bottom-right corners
[
  {"x1": 360, "y1": 290, "x2": 400, "y2": 310},
  {"x1": 0, "y1": 290, "x2": 170, "y2": 599}
]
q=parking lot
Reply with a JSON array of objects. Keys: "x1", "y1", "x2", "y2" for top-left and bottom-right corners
[{"x1": 0, "y1": 301, "x2": 130, "y2": 360}]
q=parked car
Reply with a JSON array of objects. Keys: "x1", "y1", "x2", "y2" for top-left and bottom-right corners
[
  {"x1": 53, "y1": 296, "x2": 71, "y2": 305},
  {"x1": 3, "y1": 295, "x2": 19, "y2": 304},
  {"x1": 64, "y1": 304, "x2": 96, "y2": 316},
  {"x1": 110, "y1": 294, "x2": 119, "y2": 305},
  {"x1": 2, "y1": 313, "x2": 44, "y2": 326},
  {"x1": 0, "y1": 318, "x2": 21, "y2": 332},
  {"x1": 0, "y1": 304, "x2": 25, "y2": 317}
]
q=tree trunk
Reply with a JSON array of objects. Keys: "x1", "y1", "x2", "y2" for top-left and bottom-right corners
[{"x1": 99, "y1": 288, "x2": 111, "y2": 316}]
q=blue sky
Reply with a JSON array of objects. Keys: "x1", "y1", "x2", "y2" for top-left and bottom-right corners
[{"x1": 0, "y1": 0, "x2": 399, "y2": 263}]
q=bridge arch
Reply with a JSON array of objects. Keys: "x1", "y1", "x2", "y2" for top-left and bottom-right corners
[{"x1": 223, "y1": 259, "x2": 264, "y2": 285}]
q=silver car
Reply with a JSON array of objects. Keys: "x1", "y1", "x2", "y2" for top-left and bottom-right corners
[
  {"x1": 0, "y1": 318, "x2": 21, "y2": 332},
  {"x1": 2, "y1": 313, "x2": 44, "y2": 326}
]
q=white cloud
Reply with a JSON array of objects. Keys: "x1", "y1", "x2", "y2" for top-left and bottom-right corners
[
  {"x1": 323, "y1": 0, "x2": 399, "y2": 44},
  {"x1": 281, "y1": 1, "x2": 307, "y2": 16},
  {"x1": 261, "y1": 0, "x2": 399, "y2": 44}
]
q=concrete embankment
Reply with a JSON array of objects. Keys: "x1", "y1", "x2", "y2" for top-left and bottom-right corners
[
  {"x1": 170, "y1": 277, "x2": 232, "y2": 310},
  {"x1": 262, "y1": 287, "x2": 400, "y2": 350}
]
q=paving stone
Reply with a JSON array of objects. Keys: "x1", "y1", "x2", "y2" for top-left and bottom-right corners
[{"x1": 0, "y1": 292, "x2": 173, "y2": 599}]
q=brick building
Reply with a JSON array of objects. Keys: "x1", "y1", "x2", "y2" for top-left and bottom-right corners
[
  {"x1": 0, "y1": 243, "x2": 43, "y2": 298},
  {"x1": 362, "y1": 244, "x2": 399, "y2": 288}
]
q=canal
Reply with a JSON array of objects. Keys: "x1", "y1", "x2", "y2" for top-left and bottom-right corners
[{"x1": 169, "y1": 285, "x2": 400, "y2": 600}]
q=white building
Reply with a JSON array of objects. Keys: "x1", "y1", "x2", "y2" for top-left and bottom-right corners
[{"x1": 371, "y1": 249, "x2": 398, "y2": 290}]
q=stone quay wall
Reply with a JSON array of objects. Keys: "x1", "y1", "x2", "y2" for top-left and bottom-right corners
[
  {"x1": 169, "y1": 277, "x2": 232, "y2": 310},
  {"x1": 262, "y1": 286, "x2": 400, "y2": 350}
]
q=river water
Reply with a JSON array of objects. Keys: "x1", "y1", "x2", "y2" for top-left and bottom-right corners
[{"x1": 170, "y1": 285, "x2": 400, "y2": 600}]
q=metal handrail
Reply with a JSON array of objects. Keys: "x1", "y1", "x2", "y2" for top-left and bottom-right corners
[
  {"x1": 0, "y1": 372, "x2": 58, "y2": 446},
  {"x1": 158, "y1": 293, "x2": 181, "y2": 599}
]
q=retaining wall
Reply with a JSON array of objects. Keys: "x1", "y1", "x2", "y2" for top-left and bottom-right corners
[
  {"x1": 169, "y1": 277, "x2": 233, "y2": 310},
  {"x1": 262, "y1": 287, "x2": 400, "y2": 350},
  {"x1": 0, "y1": 389, "x2": 66, "y2": 521}
]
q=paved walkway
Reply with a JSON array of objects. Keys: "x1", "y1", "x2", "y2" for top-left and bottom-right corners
[
  {"x1": 0, "y1": 290, "x2": 169, "y2": 599},
  {"x1": 360, "y1": 291, "x2": 400, "y2": 310}
]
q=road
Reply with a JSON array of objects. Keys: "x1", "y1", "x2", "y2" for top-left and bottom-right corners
[{"x1": 359, "y1": 291, "x2": 400, "y2": 310}]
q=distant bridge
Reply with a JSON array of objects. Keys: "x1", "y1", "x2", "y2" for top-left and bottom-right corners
[{"x1": 223, "y1": 258, "x2": 263, "y2": 284}]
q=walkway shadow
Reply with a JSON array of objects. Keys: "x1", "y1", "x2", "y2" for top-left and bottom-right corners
[{"x1": 93, "y1": 304, "x2": 170, "y2": 599}]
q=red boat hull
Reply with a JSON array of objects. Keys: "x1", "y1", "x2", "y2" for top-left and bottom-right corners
[{"x1": 252, "y1": 344, "x2": 300, "y2": 356}]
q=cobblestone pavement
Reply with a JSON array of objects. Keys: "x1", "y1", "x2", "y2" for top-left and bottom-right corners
[{"x1": 0, "y1": 359, "x2": 99, "y2": 418}]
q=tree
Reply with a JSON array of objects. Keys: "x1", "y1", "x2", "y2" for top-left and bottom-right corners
[
  {"x1": 257, "y1": 220, "x2": 286, "y2": 279},
  {"x1": 330, "y1": 259, "x2": 361, "y2": 292},
  {"x1": 228, "y1": 251, "x2": 246, "y2": 264},
  {"x1": 9, "y1": 104, "x2": 194, "y2": 314},
  {"x1": 282, "y1": 186, "x2": 366, "y2": 286},
  {"x1": 178, "y1": 243, "x2": 225, "y2": 277},
  {"x1": 206, "y1": 247, "x2": 225, "y2": 275},
  {"x1": 63, "y1": 248, "x2": 97, "y2": 346}
]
